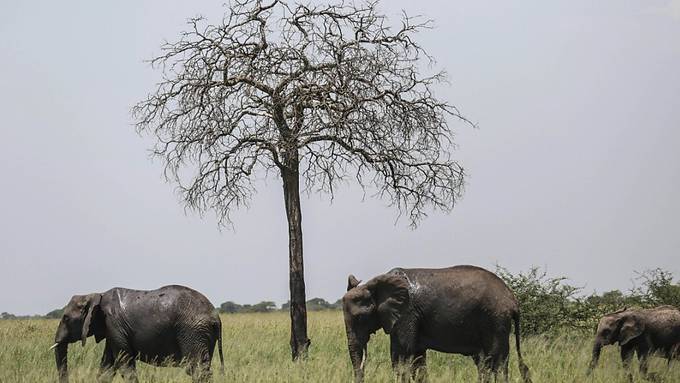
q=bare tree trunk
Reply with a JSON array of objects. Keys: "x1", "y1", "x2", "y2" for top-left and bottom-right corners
[{"x1": 281, "y1": 151, "x2": 310, "y2": 360}]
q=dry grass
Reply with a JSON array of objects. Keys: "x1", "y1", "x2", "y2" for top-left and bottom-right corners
[{"x1": 1, "y1": 311, "x2": 678, "y2": 382}]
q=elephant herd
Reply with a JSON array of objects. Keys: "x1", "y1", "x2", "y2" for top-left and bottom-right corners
[{"x1": 49, "y1": 265, "x2": 680, "y2": 383}]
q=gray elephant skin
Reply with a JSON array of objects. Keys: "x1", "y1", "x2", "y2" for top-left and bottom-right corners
[
  {"x1": 342, "y1": 265, "x2": 532, "y2": 383},
  {"x1": 588, "y1": 305, "x2": 680, "y2": 378},
  {"x1": 51, "y1": 285, "x2": 224, "y2": 383}
]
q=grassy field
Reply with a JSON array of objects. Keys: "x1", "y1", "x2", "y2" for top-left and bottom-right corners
[{"x1": 1, "y1": 311, "x2": 678, "y2": 382}]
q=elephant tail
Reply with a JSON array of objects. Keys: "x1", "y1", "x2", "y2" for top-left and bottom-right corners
[{"x1": 513, "y1": 310, "x2": 532, "y2": 383}]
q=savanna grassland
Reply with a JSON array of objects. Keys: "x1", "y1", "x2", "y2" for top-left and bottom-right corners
[{"x1": 1, "y1": 311, "x2": 679, "y2": 383}]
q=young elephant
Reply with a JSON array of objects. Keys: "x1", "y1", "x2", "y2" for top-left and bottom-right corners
[
  {"x1": 50, "y1": 285, "x2": 224, "y2": 383},
  {"x1": 588, "y1": 306, "x2": 680, "y2": 379},
  {"x1": 342, "y1": 265, "x2": 532, "y2": 383}
]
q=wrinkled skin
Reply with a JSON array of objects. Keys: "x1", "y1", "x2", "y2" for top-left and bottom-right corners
[
  {"x1": 342, "y1": 265, "x2": 532, "y2": 383},
  {"x1": 52, "y1": 285, "x2": 224, "y2": 383},
  {"x1": 588, "y1": 306, "x2": 680, "y2": 380}
]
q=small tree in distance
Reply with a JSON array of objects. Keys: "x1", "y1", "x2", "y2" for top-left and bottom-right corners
[{"x1": 134, "y1": 0, "x2": 468, "y2": 360}]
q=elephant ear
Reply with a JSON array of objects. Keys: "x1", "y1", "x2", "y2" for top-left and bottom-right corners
[
  {"x1": 81, "y1": 294, "x2": 104, "y2": 346},
  {"x1": 618, "y1": 315, "x2": 644, "y2": 346},
  {"x1": 365, "y1": 274, "x2": 410, "y2": 334},
  {"x1": 347, "y1": 275, "x2": 361, "y2": 291}
]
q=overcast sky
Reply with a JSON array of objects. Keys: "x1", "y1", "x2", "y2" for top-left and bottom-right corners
[{"x1": 1, "y1": 1, "x2": 679, "y2": 315}]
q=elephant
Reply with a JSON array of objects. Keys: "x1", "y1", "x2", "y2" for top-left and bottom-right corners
[
  {"x1": 342, "y1": 265, "x2": 532, "y2": 383},
  {"x1": 588, "y1": 305, "x2": 680, "y2": 380},
  {"x1": 50, "y1": 285, "x2": 224, "y2": 383}
]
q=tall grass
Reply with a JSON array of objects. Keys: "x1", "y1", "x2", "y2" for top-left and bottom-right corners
[{"x1": 1, "y1": 311, "x2": 678, "y2": 382}]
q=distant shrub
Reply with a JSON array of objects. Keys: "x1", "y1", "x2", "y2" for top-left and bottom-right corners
[
  {"x1": 219, "y1": 301, "x2": 242, "y2": 314},
  {"x1": 306, "y1": 298, "x2": 332, "y2": 311},
  {"x1": 245, "y1": 301, "x2": 277, "y2": 313},
  {"x1": 583, "y1": 289, "x2": 644, "y2": 313},
  {"x1": 218, "y1": 301, "x2": 277, "y2": 314},
  {"x1": 634, "y1": 268, "x2": 680, "y2": 308},
  {"x1": 44, "y1": 309, "x2": 64, "y2": 319},
  {"x1": 497, "y1": 266, "x2": 680, "y2": 336},
  {"x1": 0, "y1": 312, "x2": 45, "y2": 320},
  {"x1": 281, "y1": 298, "x2": 342, "y2": 311},
  {"x1": 496, "y1": 266, "x2": 591, "y2": 335},
  {"x1": 0, "y1": 312, "x2": 17, "y2": 320}
]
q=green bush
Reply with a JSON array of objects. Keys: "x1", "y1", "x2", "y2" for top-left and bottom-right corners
[
  {"x1": 634, "y1": 268, "x2": 680, "y2": 308},
  {"x1": 44, "y1": 308, "x2": 64, "y2": 319},
  {"x1": 281, "y1": 298, "x2": 342, "y2": 311},
  {"x1": 495, "y1": 266, "x2": 591, "y2": 335},
  {"x1": 497, "y1": 266, "x2": 680, "y2": 336},
  {"x1": 218, "y1": 301, "x2": 277, "y2": 314}
]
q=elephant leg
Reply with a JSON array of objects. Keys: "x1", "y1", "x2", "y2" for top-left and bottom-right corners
[
  {"x1": 390, "y1": 351, "x2": 409, "y2": 383},
  {"x1": 620, "y1": 344, "x2": 635, "y2": 383},
  {"x1": 499, "y1": 358, "x2": 509, "y2": 383},
  {"x1": 471, "y1": 354, "x2": 481, "y2": 382},
  {"x1": 668, "y1": 346, "x2": 679, "y2": 370},
  {"x1": 180, "y1": 337, "x2": 213, "y2": 383},
  {"x1": 193, "y1": 349, "x2": 214, "y2": 383},
  {"x1": 118, "y1": 355, "x2": 138, "y2": 383},
  {"x1": 490, "y1": 337, "x2": 510, "y2": 383},
  {"x1": 390, "y1": 333, "x2": 418, "y2": 383},
  {"x1": 492, "y1": 356, "x2": 509, "y2": 383},
  {"x1": 105, "y1": 346, "x2": 138, "y2": 383},
  {"x1": 97, "y1": 342, "x2": 116, "y2": 383},
  {"x1": 637, "y1": 349, "x2": 651, "y2": 380},
  {"x1": 185, "y1": 361, "x2": 212, "y2": 383},
  {"x1": 666, "y1": 345, "x2": 675, "y2": 364},
  {"x1": 475, "y1": 352, "x2": 493, "y2": 383},
  {"x1": 411, "y1": 350, "x2": 427, "y2": 383}
]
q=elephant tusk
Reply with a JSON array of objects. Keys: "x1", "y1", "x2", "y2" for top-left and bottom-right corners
[
  {"x1": 360, "y1": 347, "x2": 367, "y2": 370},
  {"x1": 49, "y1": 343, "x2": 60, "y2": 350}
]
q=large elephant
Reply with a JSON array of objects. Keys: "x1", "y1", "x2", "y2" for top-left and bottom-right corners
[
  {"x1": 588, "y1": 306, "x2": 680, "y2": 379},
  {"x1": 342, "y1": 265, "x2": 532, "y2": 383},
  {"x1": 50, "y1": 285, "x2": 224, "y2": 383}
]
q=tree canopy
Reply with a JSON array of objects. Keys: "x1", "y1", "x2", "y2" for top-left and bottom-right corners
[{"x1": 133, "y1": 0, "x2": 468, "y2": 226}]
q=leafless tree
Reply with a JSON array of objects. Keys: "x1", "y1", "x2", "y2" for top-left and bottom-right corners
[{"x1": 133, "y1": 0, "x2": 469, "y2": 360}]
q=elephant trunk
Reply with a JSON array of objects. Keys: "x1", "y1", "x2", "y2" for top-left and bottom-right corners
[
  {"x1": 54, "y1": 343, "x2": 68, "y2": 383},
  {"x1": 347, "y1": 334, "x2": 367, "y2": 383},
  {"x1": 53, "y1": 320, "x2": 69, "y2": 383},
  {"x1": 587, "y1": 340, "x2": 603, "y2": 374}
]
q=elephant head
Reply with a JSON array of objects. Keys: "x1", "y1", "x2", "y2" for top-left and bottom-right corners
[
  {"x1": 342, "y1": 273, "x2": 409, "y2": 382},
  {"x1": 588, "y1": 308, "x2": 644, "y2": 372},
  {"x1": 51, "y1": 294, "x2": 105, "y2": 383}
]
